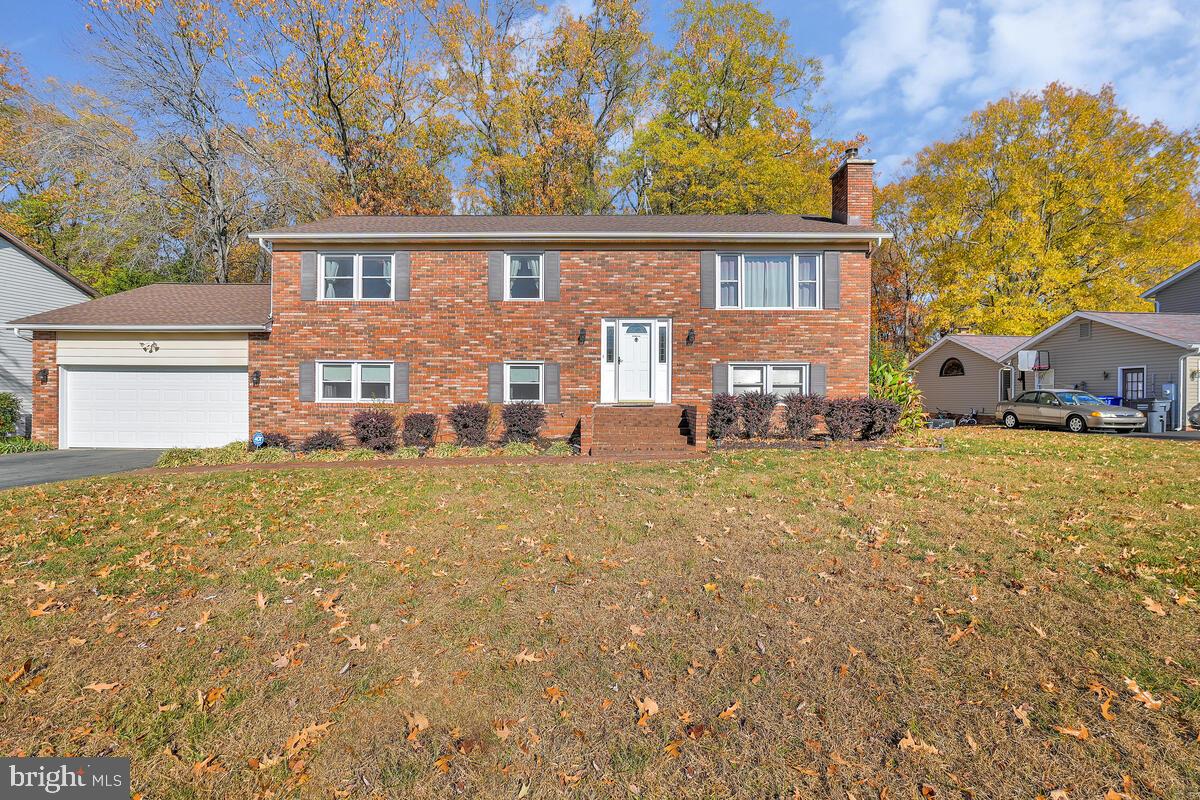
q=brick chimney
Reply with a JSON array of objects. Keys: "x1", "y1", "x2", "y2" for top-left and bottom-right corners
[{"x1": 830, "y1": 146, "x2": 876, "y2": 226}]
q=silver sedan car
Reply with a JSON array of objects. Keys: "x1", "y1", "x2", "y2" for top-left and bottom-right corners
[{"x1": 996, "y1": 390, "x2": 1146, "y2": 433}]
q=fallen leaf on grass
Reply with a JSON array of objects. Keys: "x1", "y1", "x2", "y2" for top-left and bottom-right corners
[
  {"x1": 898, "y1": 730, "x2": 939, "y2": 756},
  {"x1": 543, "y1": 686, "x2": 566, "y2": 705},
  {"x1": 635, "y1": 697, "x2": 659, "y2": 726},
  {"x1": 1053, "y1": 723, "x2": 1089, "y2": 740},
  {"x1": 192, "y1": 755, "x2": 223, "y2": 776},
  {"x1": 198, "y1": 686, "x2": 226, "y2": 709},
  {"x1": 256, "y1": 591, "x2": 267, "y2": 609},
  {"x1": 1123, "y1": 677, "x2": 1163, "y2": 710},
  {"x1": 83, "y1": 682, "x2": 120, "y2": 693},
  {"x1": 947, "y1": 620, "x2": 977, "y2": 646},
  {"x1": 718, "y1": 701, "x2": 741, "y2": 720},
  {"x1": 405, "y1": 711, "x2": 430, "y2": 741},
  {"x1": 663, "y1": 739, "x2": 683, "y2": 758},
  {"x1": 1100, "y1": 696, "x2": 1116, "y2": 721},
  {"x1": 5, "y1": 658, "x2": 31, "y2": 685},
  {"x1": 1011, "y1": 704, "x2": 1031, "y2": 728},
  {"x1": 1141, "y1": 596, "x2": 1166, "y2": 616},
  {"x1": 492, "y1": 719, "x2": 514, "y2": 741},
  {"x1": 22, "y1": 675, "x2": 45, "y2": 694},
  {"x1": 433, "y1": 754, "x2": 453, "y2": 773},
  {"x1": 193, "y1": 610, "x2": 211, "y2": 629},
  {"x1": 513, "y1": 648, "x2": 542, "y2": 665}
]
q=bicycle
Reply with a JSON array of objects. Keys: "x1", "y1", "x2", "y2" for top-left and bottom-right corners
[{"x1": 957, "y1": 408, "x2": 979, "y2": 425}]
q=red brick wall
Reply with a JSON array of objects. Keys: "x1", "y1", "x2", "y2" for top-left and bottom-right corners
[
  {"x1": 250, "y1": 247, "x2": 871, "y2": 440},
  {"x1": 31, "y1": 332, "x2": 58, "y2": 446}
]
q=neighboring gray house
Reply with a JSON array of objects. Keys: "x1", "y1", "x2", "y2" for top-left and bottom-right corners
[
  {"x1": 911, "y1": 334, "x2": 1029, "y2": 417},
  {"x1": 996, "y1": 312, "x2": 1200, "y2": 431},
  {"x1": 1143, "y1": 260, "x2": 1200, "y2": 313},
  {"x1": 0, "y1": 226, "x2": 98, "y2": 433}
]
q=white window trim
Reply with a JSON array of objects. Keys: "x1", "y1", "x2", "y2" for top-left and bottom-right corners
[
  {"x1": 1117, "y1": 365, "x2": 1148, "y2": 400},
  {"x1": 504, "y1": 252, "x2": 544, "y2": 302},
  {"x1": 316, "y1": 361, "x2": 393, "y2": 403},
  {"x1": 716, "y1": 252, "x2": 822, "y2": 310},
  {"x1": 728, "y1": 362, "x2": 810, "y2": 397},
  {"x1": 319, "y1": 253, "x2": 395, "y2": 301},
  {"x1": 504, "y1": 360, "x2": 544, "y2": 403}
]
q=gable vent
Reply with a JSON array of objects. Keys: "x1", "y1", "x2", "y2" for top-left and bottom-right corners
[{"x1": 1078, "y1": 321, "x2": 1092, "y2": 339}]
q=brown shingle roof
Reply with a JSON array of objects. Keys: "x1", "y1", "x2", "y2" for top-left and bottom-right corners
[
  {"x1": 252, "y1": 214, "x2": 888, "y2": 239},
  {"x1": 1086, "y1": 312, "x2": 1200, "y2": 345},
  {"x1": 0, "y1": 225, "x2": 99, "y2": 298},
  {"x1": 9, "y1": 283, "x2": 270, "y2": 328},
  {"x1": 951, "y1": 334, "x2": 1031, "y2": 359}
]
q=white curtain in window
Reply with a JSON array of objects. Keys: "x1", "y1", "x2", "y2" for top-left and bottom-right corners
[{"x1": 742, "y1": 255, "x2": 791, "y2": 307}]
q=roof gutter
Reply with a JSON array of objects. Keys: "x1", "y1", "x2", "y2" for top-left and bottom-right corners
[
  {"x1": 10, "y1": 324, "x2": 270, "y2": 333},
  {"x1": 248, "y1": 230, "x2": 893, "y2": 244}
]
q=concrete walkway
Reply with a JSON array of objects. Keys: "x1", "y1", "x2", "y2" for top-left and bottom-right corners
[
  {"x1": 1127, "y1": 430, "x2": 1200, "y2": 442},
  {"x1": 0, "y1": 449, "x2": 163, "y2": 490}
]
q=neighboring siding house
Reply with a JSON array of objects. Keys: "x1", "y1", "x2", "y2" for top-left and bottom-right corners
[
  {"x1": 911, "y1": 335, "x2": 1029, "y2": 417},
  {"x1": 0, "y1": 227, "x2": 97, "y2": 434},
  {"x1": 996, "y1": 312, "x2": 1200, "y2": 431},
  {"x1": 1143, "y1": 260, "x2": 1200, "y2": 313},
  {"x1": 13, "y1": 150, "x2": 889, "y2": 452}
]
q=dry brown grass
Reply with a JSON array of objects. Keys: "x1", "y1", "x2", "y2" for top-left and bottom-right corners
[{"x1": 1, "y1": 427, "x2": 1198, "y2": 798}]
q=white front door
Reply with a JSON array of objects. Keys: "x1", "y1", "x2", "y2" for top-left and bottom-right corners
[
  {"x1": 617, "y1": 321, "x2": 653, "y2": 402},
  {"x1": 62, "y1": 366, "x2": 249, "y2": 448}
]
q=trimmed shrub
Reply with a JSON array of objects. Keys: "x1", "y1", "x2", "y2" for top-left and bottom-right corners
[
  {"x1": 501, "y1": 402, "x2": 545, "y2": 444},
  {"x1": 402, "y1": 412, "x2": 439, "y2": 448},
  {"x1": 543, "y1": 440, "x2": 572, "y2": 457},
  {"x1": 502, "y1": 440, "x2": 539, "y2": 457},
  {"x1": 861, "y1": 397, "x2": 902, "y2": 441},
  {"x1": 448, "y1": 402, "x2": 490, "y2": 447},
  {"x1": 206, "y1": 441, "x2": 252, "y2": 464},
  {"x1": 259, "y1": 431, "x2": 292, "y2": 450},
  {"x1": 737, "y1": 391, "x2": 778, "y2": 439},
  {"x1": 345, "y1": 447, "x2": 380, "y2": 461},
  {"x1": 250, "y1": 447, "x2": 291, "y2": 463},
  {"x1": 157, "y1": 448, "x2": 203, "y2": 468},
  {"x1": 0, "y1": 393, "x2": 20, "y2": 435},
  {"x1": 783, "y1": 394, "x2": 827, "y2": 440},
  {"x1": 708, "y1": 393, "x2": 738, "y2": 440},
  {"x1": 460, "y1": 446, "x2": 495, "y2": 458},
  {"x1": 392, "y1": 446, "x2": 421, "y2": 460},
  {"x1": 300, "y1": 429, "x2": 344, "y2": 452},
  {"x1": 351, "y1": 409, "x2": 398, "y2": 452},
  {"x1": 427, "y1": 442, "x2": 462, "y2": 458},
  {"x1": 824, "y1": 398, "x2": 867, "y2": 441}
]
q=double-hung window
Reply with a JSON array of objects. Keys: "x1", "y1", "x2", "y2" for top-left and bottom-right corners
[
  {"x1": 318, "y1": 362, "x2": 393, "y2": 402},
  {"x1": 504, "y1": 362, "x2": 543, "y2": 402},
  {"x1": 729, "y1": 363, "x2": 808, "y2": 397},
  {"x1": 506, "y1": 254, "x2": 542, "y2": 300},
  {"x1": 320, "y1": 253, "x2": 394, "y2": 300},
  {"x1": 716, "y1": 253, "x2": 821, "y2": 310}
]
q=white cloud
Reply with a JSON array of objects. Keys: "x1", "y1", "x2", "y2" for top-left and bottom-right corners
[{"x1": 824, "y1": 0, "x2": 1200, "y2": 181}]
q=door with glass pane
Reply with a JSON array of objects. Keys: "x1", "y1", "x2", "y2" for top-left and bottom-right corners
[{"x1": 617, "y1": 321, "x2": 653, "y2": 402}]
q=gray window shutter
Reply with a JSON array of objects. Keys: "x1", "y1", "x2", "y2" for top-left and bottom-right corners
[
  {"x1": 300, "y1": 251, "x2": 318, "y2": 301},
  {"x1": 299, "y1": 361, "x2": 316, "y2": 401},
  {"x1": 712, "y1": 362, "x2": 728, "y2": 395},
  {"x1": 488, "y1": 252, "x2": 504, "y2": 301},
  {"x1": 543, "y1": 251, "x2": 560, "y2": 301},
  {"x1": 700, "y1": 251, "x2": 716, "y2": 308},
  {"x1": 543, "y1": 362, "x2": 560, "y2": 403},
  {"x1": 809, "y1": 364, "x2": 827, "y2": 395},
  {"x1": 822, "y1": 251, "x2": 840, "y2": 310},
  {"x1": 394, "y1": 252, "x2": 410, "y2": 301},
  {"x1": 393, "y1": 362, "x2": 409, "y2": 402},
  {"x1": 487, "y1": 363, "x2": 504, "y2": 402}
]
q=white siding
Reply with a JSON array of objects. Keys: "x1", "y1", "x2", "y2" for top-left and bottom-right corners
[
  {"x1": 913, "y1": 340, "x2": 1005, "y2": 416},
  {"x1": 57, "y1": 332, "x2": 249, "y2": 366},
  {"x1": 0, "y1": 239, "x2": 92, "y2": 423}
]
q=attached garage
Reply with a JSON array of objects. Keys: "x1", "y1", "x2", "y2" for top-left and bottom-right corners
[
  {"x1": 9, "y1": 283, "x2": 270, "y2": 449},
  {"x1": 61, "y1": 366, "x2": 248, "y2": 448}
]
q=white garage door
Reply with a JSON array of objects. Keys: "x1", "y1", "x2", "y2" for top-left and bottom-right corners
[{"x1": 63, "y1": 367, "x2": 248, "y2": 449}]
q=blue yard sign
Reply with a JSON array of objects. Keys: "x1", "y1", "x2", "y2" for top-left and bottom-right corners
[{"x1": 252, "y1": 431, "x2": 265, "y2": 449}]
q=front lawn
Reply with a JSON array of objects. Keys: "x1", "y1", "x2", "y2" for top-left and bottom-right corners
[{"x1": 1, "y1": 428, "x2": 1197, "y2": 798}]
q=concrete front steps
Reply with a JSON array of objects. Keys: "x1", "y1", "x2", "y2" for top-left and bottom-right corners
[{"x1": 589, "y1": 404, "x2": 700, "y2": 456}]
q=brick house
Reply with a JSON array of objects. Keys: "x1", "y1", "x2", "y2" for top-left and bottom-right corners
[{"x1": 11, "y1": 150, "x2": 887, "y2": 453}]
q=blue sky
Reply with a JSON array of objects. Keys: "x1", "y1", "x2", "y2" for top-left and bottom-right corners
[{"x1": 4, "y1": 0, "x2": 1200, "y2": 184}]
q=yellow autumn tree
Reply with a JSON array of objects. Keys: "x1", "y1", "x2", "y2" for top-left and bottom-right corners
[
  {"x1": 885, "y1": 83, "x2": 1200, "y2": 338},
  {"x1": 623, "y1": 0, "x2": 852, "y2": 215}
]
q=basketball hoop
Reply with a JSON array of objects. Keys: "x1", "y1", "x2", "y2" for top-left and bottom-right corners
[{"x1": 1017, "y1": 349, "x2": 1050, "y2": 371}]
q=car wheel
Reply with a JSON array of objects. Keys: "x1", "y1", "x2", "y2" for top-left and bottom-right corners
[
  {"x1": 1066, "y1": 414, "x2": 1087, "y2": 433},
  {"x1": 1003, "y1": 412, "x2": 1020, "y2": 429}
]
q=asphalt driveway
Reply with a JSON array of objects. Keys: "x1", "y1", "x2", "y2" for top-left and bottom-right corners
[{"x1": 0, "y1": 449, "x2": 163, "y2": 490}]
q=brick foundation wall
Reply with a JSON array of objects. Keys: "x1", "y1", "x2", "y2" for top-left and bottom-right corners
[
  {"x1": 31, "y1": 332, "x2": 58, "y2": 446},
  {"x1": 250, "y1": 246, "x2": 871, "y2": 441}
]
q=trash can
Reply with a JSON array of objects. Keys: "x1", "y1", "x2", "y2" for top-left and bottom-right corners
[{"x1": 1131, "y1": 399, "x2": 1170, "y2": 433}]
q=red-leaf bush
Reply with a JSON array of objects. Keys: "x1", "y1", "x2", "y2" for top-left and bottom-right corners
[
  {"x1": 300, "y1": 428, "x2": 343, "y2": 452},
  {"x1": 402, "y1": 412, "x2": 439, "y2": 448},
  {"x1": 783, "y1": 394, "x2": 827, "y2": 440},
  {"x1": 823, "y1": 397, "x2": 867, "y2": 440},
  {"x1": 708, "y1": 393, "x2": 738, "y2": 440},
  {"x1": 501, "y1": 402, "x2": 546, "y2": 443},
  {"x1": 259, "y1": 431, "x2": 293, "y2": 450},
  {"x1": 448, "y1": 402, "x2": 490, "y2": 447},
  {"x1": 350, "y1": 409, "x2": 398, "y2": 452},
  {"x1": 737, "y1": 391, "x2": 778, "y2": 439},
  {"x1": 860, "y1": 398, "x2": 902, "y2": 440}
]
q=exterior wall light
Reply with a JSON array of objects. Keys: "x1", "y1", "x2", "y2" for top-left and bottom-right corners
[
  {"x1": 251, "y1": 370, "x2": 261, "y2": 386},
  {"x1": 578, "y1": 327, "x2": 587, "y2": 345},
  {"x1": 685, "y1": 328, "x2": 696, "y2": 346},
  {"x1": 37, "y1": 368, "x2": 49, "y2": 384}
]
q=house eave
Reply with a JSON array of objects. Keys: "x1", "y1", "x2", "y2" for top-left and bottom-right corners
[
  {"x1": 9, "y1": 323, "x2": 270, "y2": 333},
  {"x1": 248, "y1": 230, "x2": 893, "y2": 245}
]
